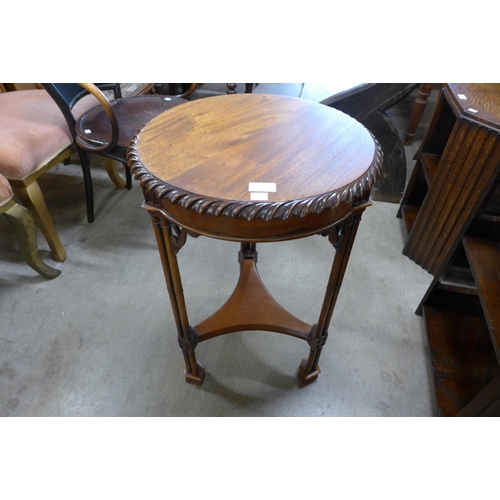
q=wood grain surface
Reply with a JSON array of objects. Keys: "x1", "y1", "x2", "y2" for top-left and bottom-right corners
[
  {"x1": 135, "y1": 94, "x2": 376, "y2": 203},
  {"x1": 446, "y1": 83, "x2": 500, "y2": 131}
]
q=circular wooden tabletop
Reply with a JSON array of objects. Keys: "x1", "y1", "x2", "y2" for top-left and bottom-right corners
[
  {"x1": 129, "y1": 94, "x2": 382, "y2": 241},
  {"x1": 132, "y1": 94, "x2": 380, "y2": 203}
]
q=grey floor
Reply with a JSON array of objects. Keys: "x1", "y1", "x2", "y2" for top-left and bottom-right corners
[{"x1": 0, "y1": 83, "x2": 438, "y2": 417}]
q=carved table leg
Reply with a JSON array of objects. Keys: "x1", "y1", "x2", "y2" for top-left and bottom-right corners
[
  {"x1": 299, "y1": 209, "x2": 365, "y2": 384},
  {"x1": 150, "y1": 213, "x2": 205, "y2": 386},
  {"x1": 147, "y1": 206, "x2": 366, "y2": 387}
]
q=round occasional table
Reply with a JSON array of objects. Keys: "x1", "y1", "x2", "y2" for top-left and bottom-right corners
[{"x1": 128, "y1": 94, "x2": 383, "y2": 386}]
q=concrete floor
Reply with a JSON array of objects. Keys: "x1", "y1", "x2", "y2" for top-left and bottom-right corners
[{"x1": 0, "y1": 83, "x2": 438, "y2": 416}]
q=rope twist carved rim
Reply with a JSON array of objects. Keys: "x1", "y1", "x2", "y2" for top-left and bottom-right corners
[{"x1": 127, "y1": 132, "x2": 383, "y2": 222}]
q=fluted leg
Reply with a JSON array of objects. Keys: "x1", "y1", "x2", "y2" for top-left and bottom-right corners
[
  {"x1": 150, "y1": 213, "x2": 205, "y2": 386},
  {"x1": 299, "y1": 210, "x2": 365, "y2": 384}
]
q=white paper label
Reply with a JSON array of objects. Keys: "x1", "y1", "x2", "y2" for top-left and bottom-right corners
[
  {"x1": 468, "y1": 108, "x2": 479, "y2": 113},
  {"x1": 84, "y1": 129, "x2": 92, "y2": 134},
  {"x1": 250, "y1": 192, "x2": 268, "y2": 201},
  {"x1": 248, "y1": 182, "x2": 276, "y2": 192},
  {"x1": 458, "y1": 94, "x2": 467, "y2": 100}
]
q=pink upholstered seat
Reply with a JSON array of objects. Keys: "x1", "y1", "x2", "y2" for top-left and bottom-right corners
[
  {"x1": 0, "y1": 88, "x2": 100, "y2": 263},
  {"x1": 0, "y1": 89, "x2": 98, "y2": 180}
]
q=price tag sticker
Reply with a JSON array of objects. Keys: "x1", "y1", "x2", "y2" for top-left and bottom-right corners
[
  {"x1": 250, "y1": 192, "x2": 268, "y2": 201},
  {"x1": 249, "y1": 182, "x2": 276, "y2": 193}
]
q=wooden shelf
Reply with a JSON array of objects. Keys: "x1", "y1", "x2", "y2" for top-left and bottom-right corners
[
  {"x1": 464, "y1": 220, "x2": 500, "y2": 361},
  {"x1": 420, "y1": 153, "x2": 441, "y2": 186},
  {"x1": 399, "y1": 85, "x2": 500, "y2": 416},
  {"x1": 479, "y1": 183, "x2": 500, "y2": 220},
  {"x1": 399, "y1": 84, "x2": 500, "y2": 277},
  {"x1": 423, "y1": 289, "x2": 500, "y2": 417},
  {"x1": 399, "y1": 204, "x2": 419, "y2": 235}
]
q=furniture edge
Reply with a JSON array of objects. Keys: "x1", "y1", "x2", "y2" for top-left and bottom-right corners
[{"x1": 127, "y1": 133, "x2": 383, "y2": 222}]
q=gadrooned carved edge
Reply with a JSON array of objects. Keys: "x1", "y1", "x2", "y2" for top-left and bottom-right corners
[{"x1": 127, "y1": 132, "x2": 383, "y2": 222}]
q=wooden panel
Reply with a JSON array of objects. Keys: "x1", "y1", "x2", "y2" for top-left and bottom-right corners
[
  {"x1": 446, "y1": 83, "x2": 500, "y2": 132},
  {"x1": 420, "y1": 154, "x2": 441, "y2": 185},
  {"x1": 464, "y1": 220, "x2": 500, "y2": 361},
  {"x1": 400, "y1": 204, "x2": 419, "y2": 235},
  {"x1": 404, "y1": 120, "x2": 500, "y2": 275},
  {"x1": 423, "y1": 290, "x2": 499, "y2": 416}
]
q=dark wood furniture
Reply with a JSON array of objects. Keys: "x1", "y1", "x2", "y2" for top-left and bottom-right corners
[
  {"x1": 43, "y1": 83, "x2": 189, "y2": 222},
  {"x1": 152, "y1": 83, "x2": 197, "y2": 98},
  {"x1": 398, "y1": 83, "x2": 500, "y2": 416},
  {"x1": 226, "y1": 83, "x2": 254, "y2": 94},
  {"x1": 322, "y1": 83, "x2": 419, "y2": 203},
  {"x1": 398, "y1": 83, "x2": 500, "y2": 277},
  {"x1": 419, "y1": 218, "x2": 500, "y2": 416},
  {"x1": 129, "y1": 93, "x2": 382, "y2": 387}
]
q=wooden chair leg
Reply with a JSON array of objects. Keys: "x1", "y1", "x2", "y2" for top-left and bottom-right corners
[
  {"x1": 404, "y1": 83, "x2": 435, "y2": 145},
  {"x1": 13, "y1": 180, "x2": 66, "y2": 262},
  {"x1": 75, "y1": 148, "x2": 95, "y2": 223},
  {"x1": 104, "y1": 158, "x2": 127, "y2": 189},
  {"x1": 3, "y1": 200, "x2": 60, "y2": 279}
]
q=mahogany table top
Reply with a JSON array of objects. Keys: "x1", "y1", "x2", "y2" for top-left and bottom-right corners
[{"x1": 133, "y1": 94, "x2": 379, "y2": 206}]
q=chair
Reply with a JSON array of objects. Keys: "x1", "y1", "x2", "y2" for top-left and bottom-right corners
[
  {"x1": 153, "y1": 83, "x2": 197, "y2": 98},
  {"x1": 0, "y1": 88, "x2": 100, "y2": 262},
  {"x1": 0, "y1": 172, "x2": 60, "y2": 279},
  {"x1": 42, "y1": 83, "x2": 190, "y2": 221}
]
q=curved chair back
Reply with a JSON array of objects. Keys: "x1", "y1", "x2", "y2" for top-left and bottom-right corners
[{"x1": 42, "y1": 84, "x2": 121, "y2": 145}]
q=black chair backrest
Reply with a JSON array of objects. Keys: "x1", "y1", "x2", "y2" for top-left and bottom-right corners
[
  {"x1": 42, "y1": 84, "x2": 121, "y2": 141},
  {"x1": 42, "y1": 83, "x2": 89, "y2": 140}
]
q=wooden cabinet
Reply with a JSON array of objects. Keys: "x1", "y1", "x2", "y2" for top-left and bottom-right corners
[
  {"x1": 399, "y1": 83, "x2": 500, "y2": 277},
  {"x1": 398, "y1": 83, "x2": 500, "y2": 416},
  {"x1": 420, "y1": 219, "x2": 500, "y2": 416}
]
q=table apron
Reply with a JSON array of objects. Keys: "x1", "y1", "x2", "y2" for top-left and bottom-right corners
[{"x1": 141, "y1": 199, "x2": 372, "y2": 243}]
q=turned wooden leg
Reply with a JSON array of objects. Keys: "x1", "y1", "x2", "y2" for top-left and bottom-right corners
[
  {"x1": 227, "y1": 83, "x2": 237, "y2": 94},
  {"x1": 3, "y1": 200, "x2": 60, "y2": 279},
  {"x1": 299, "y1": 210, "x2": 365, "y2": 385},
  {"x1": 13, "y1": 180, "x2": 66, "y2": 263},
  {"x1": 404, "y1": 83, "x2": 435, "y2": 145},
  {"x1": 150, "y1": 213, "x2": 205, "y2": 386}
]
